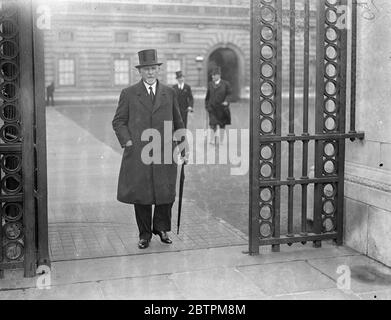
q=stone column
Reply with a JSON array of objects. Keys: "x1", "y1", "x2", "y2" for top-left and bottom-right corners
[{"x1": 344, "y1": 0, "x2": 391, "y2": 267}]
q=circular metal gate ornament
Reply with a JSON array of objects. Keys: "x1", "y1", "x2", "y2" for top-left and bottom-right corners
[
  {"x1": 260, "y1": 187, "x2": 274, "y2": 202},
  {"x1": 1, "y1": 153, "x2": 22, "y2": 174},
  {"x1": 260, "y1": 98, "x2": 275, "y2": 116},
  {"x1": 0, "y1": 102, "x2": 20, "y2": 122},
  {"x1": 0, "y1": 40, "x2": 18, "y2": 59},
  {"x1": 3, "y1": 222, "x2": 23, "y2": 240},
  {"x1": 260, "y1": 221, "x2": 273, "y2": 238},
  {"x1": 0, "y1": 60, "x2": 19, "y2": 81},
  {"x1": 0, "y1": 19, "x2": 18, "y2": 39},
  {"x1": 5, "y1": 241, "x2": 24, "y2": 261},
  {"x1": 259, "y1": 204, "x2": 273, "y2": 220},
  {"x1": 1, "y1": 173, "x2": 22, "y2": 194},
  {"x1": 2, "y1": 202, "x2": 23, "y2": 222},
  {"x1": 323, "y1": 184, "x2": 336, "y2": 199},
  {"x1": 0, "y1": 123, "x2": 21, "y2": 143},
  {"x1": 322, "y1": 217, "x2": 335, "y2": 233},
  {"x1": 260, "y1": 44, "x2": 275, "y2": 60},
  {"x1": 0, "y1": 82, "x2": 18, "y2": 102}
]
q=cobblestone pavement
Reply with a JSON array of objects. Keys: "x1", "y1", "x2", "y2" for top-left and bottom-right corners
[{"x1": 48, "y1": 201, "x2": 247, "y2": 261}]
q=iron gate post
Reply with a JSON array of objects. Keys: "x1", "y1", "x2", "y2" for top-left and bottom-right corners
[
  {"x1": 19, "y1": 0, "x2": 37, "y2": 278},
  {"x1": 249, "y1": 0, "x2": 261, "y2": 255},
  {"x1": 32, "y1": 0, "x2": 50, "y2": 268},
  {"x1": 0, "y1": 0, "x2": 49, "y2": 277},
  {"x1": 249, "y1": 0, "x2": 364, "y2": 253}
]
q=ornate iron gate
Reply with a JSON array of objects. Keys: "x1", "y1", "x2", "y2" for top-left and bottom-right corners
[
  {"x1": 0, "y1": 0, "x2": 48, "y2": 277},
  {"x1": 249, "y1": 0, "x2": 364, "y2": 254}
]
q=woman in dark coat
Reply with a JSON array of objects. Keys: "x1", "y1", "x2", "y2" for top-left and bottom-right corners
[
  {"x1": 112, "y1": 49, "x2": 185, "y2": 249},
  {"x1": 205, "y1": 66, "x2": 233, "y2": 144}
]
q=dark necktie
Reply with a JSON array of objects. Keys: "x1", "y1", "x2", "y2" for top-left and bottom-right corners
[{"x1": 149, "y1": 86, "x2": 155, "y2": 104}]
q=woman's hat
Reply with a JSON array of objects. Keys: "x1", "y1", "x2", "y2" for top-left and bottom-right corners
[{"x1": 135, "y1": 49, "x2": 163, "y2": 68}]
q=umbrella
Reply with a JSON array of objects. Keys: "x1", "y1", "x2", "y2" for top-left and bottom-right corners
[{"x1": 177, "y1": 160, "x2": 185, "y2": 234}]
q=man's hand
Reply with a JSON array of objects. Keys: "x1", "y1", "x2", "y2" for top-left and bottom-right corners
[
  {"x1": 178, "y1": 152, "x2": 190, "y2": 165},
  {"x1": 222, "y1": 101, "x2": 229, "y2": 107},
  {"x1": 188, "y1": 107, "x2": 194, "y2": 113},
  {"x1": 125, "y1": 140, "x2": 133, "y2": 147}
]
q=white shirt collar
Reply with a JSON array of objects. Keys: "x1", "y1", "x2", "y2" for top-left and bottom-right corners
[
  {"x1": 143, "y1": 81, "x2": 157, "y2": 95},
  {"x1": 178, "y1": 83, "x2": 184, "y2": 90},
  {"x1": 214, "y1": 79, "x2": 221, "y2": 85}
]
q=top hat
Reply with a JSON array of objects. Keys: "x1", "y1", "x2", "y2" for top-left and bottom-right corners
[
  {"x1": 135, "y1": 49, "x2": 163, "y2": 68},
  {"x1": 211, "y1": 66, "x2": 222, "y2": 75},
  {"x1": 175, "y1": 71, "x2": 184, "y2": 79}
]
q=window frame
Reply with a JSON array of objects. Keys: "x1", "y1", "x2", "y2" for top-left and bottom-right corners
[
  {"x1": 165, "y1": 58, "x2": 183, "y2": 86},
  {"x1": 112, "y1": 56, "x2": 131, "y2": 87},
  {"x1": 167, "y1": 32, "x2": 182, "y2": 44},
  {"x1": 114, "y1": 31, "x2": 129, "y2": 43},
  {"x1": 58, "y1": 30, "x2": 74, "y2": 42},
  {"x1": 57, "y1": 57, "x2": 76, "y2": 87}
]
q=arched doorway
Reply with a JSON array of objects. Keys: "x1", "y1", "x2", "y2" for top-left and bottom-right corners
[{"x1": 207, "y1": 48, "x2": 240, "y2": 102}]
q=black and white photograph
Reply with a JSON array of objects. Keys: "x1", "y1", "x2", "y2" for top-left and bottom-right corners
[{"x1": 0, "y1": 0, "x2": 391, "y2": 304}]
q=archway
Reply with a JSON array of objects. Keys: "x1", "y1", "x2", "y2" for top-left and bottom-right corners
[{"x1": 207, "y1": 47, "x2": 240, "y2": 102}]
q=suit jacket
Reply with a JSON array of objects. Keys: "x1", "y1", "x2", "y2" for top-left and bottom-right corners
[
  {"x1": 173, "y1": 83, "x2": 194, "y2": 127},
  {"x1": 112, "y1": 80, "x2": 185, "y2": 205}
]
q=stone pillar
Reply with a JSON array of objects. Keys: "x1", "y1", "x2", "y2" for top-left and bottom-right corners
[{"x1": 344, "y1": 0, "x2": 391, "y2": 267}]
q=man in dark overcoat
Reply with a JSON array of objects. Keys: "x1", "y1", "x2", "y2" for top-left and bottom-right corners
[
  {"x1": 205, "y1": 66, "x2": 233, "y2": 144},
  {"x1": 112, "y1": 49, "x2": 185, "y2": 249},
  {"x1": 172, "y1": 71, "x2": 194, "y2": 128}
]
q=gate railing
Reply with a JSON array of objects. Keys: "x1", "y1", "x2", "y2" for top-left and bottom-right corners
[
  {"x1": 0, "y1": 0, "x2": 48, "y2": 278},
  {"x1": 249, "y1": 0, "x2": 364, "y2": 255}
]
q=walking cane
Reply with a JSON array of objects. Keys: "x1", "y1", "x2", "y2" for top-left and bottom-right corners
[{"x1": 177, "y1": 160, "x2": 185, "y2": 234}]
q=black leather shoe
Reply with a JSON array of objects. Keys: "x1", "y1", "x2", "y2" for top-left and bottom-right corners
[
  {"x1": 138, "y1": 239, "x2": 150, "y2": 249},
  {"x1": 153, "y1": 230, "x2": 172, "y2": 244}
]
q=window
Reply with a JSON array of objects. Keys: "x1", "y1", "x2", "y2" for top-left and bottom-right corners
[
  {"x1": 58, "y1": 59, "x2": 75, "y2": 86},
  {"x1": 114, "y1": 59, "x2": 130, "y2": 86},
  {"x1": 59, "y1": 31, "x2": 73, "y2": 41},
  {"x1": 115, "y1": 32, "x2": 129, "y2": 43},
  {"x1": 166, "y1": 59, "x2": 181, "y2": 85},
  {"x1": 168, "y1": 33, "x2": 181, "y2": 43}
]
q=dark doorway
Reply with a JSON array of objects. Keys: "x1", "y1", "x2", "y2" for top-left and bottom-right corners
[{"x1": 208, "y1": 48, "x2": 240, "y2": 102}]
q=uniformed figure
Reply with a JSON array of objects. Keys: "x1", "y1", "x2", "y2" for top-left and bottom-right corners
[
  {"x1": 112, "y1": 49, "x2": 185, "y2": 249},
  {"x1": 172, "y1": 71, "x2": 194, "y2": 128},
  {"x1": 205, "y1": 67, "x2": 232, "y2": 144}
]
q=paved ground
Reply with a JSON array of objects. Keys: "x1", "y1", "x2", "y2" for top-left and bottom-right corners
[
  {"x1": 2, "y1": 244, "x2": 391, "y2": 300},
  {"x1": 54, "y1": 100, "x2": 252, "y2": 236},
  {"x1": 46, "y1": 105, "x2": 248, "y2": 261},
  {"x1": 2, "y1": 101, "x2": 391, "y2": 299},
  {"x1": 53, "y1": 97, "x2": 315, "y2": 240}
]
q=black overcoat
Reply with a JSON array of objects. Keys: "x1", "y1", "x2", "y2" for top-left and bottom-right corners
[
  {"x1": 205, "y1": 79, "x2": 233, "y2": 127},
  {"x1": 173, "y1": 83, "x2": 194, "y2": 128},
  {"x1": 112, "y1": 80, "x2": 185, "y2": 205}
]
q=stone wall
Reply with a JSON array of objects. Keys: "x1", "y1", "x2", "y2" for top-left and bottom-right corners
[{"x1": 344, "y1": 0, "x2": 391, "y2": 267}]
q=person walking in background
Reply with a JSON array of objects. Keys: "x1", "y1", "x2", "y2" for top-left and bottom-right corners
[
  {"x1": 112, "y1": 49, "x2": 186, "y2": 250},
  {"x1": 172, "y1": 71, "x2": 194, "y2": 128},
  {"x1": 46, "y1": 81, "x2": 55, "y2": 106},
  {"x1": 205, "y1": 66, "x2": 232, "y2": 145}
]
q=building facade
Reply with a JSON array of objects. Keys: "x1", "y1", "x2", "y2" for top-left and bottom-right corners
[
  {"x1": 42, "y1": 0, "x2": 251, "y2": 103},
  {"x1": 42, "y1": 0, "x2": 319, "y2": 103}
]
